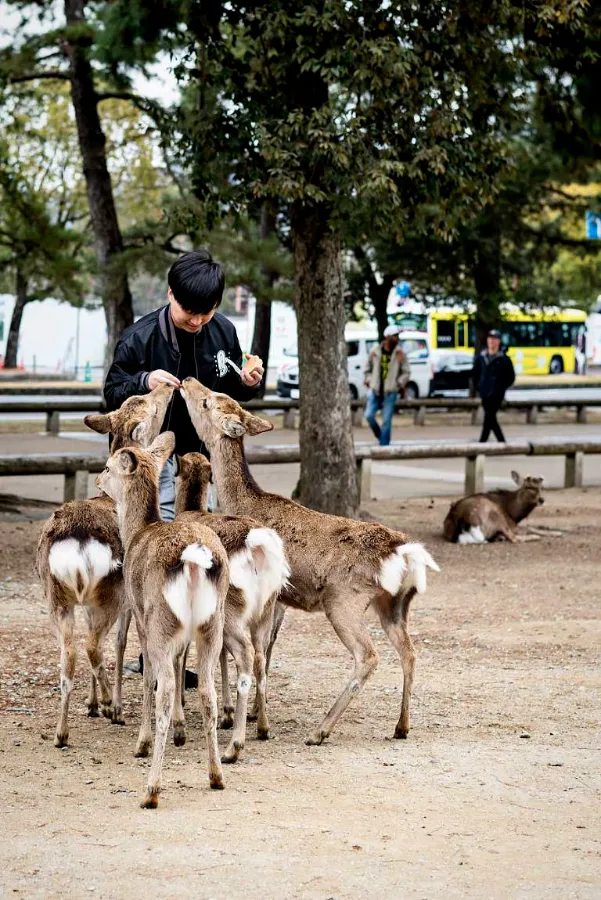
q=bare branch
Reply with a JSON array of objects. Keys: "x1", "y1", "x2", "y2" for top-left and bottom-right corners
[{"x1": 8, "y1": 71, "x2": 71, "y2": 84}]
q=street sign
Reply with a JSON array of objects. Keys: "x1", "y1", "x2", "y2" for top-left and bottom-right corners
[{"x1": 585, "y1": 210, "x2": 601, "y2": 239}]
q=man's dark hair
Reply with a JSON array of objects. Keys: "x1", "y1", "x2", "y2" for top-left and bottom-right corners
[{"x1": 167, "y1": 250, "x2": 225, "y2": 314}]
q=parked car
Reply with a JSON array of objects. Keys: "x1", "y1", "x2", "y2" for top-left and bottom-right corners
[
  {"x1": 429, "y1": 350, "x2": 475, "y2": 396},
  {"x1": 276, "y1": 328, "x2": 433, "y2": 400}
]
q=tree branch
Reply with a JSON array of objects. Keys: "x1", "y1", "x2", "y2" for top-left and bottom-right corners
[{"x1": 8, "y1": 71, "x2": 71, "y2": 84}]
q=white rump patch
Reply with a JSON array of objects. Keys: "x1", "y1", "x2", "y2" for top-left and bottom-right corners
[
  {"x1": 229, "y1": 528, "x2": 290, "y2": 622},
  {"x1": 49, "y1": 538, "x2": 120, "y2": 603},
  {"x1": 378, "y1": 542, "x2": 440, "y2": 596},
  {"x1": 164, "y1": 543, "x2": 218, "y2": 638},
  {"x1": 457, "y1": 526, "x2": 486, "y2": 545}
]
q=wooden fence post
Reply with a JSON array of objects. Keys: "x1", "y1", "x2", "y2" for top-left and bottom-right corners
[
  {"x1": 564, "y1": 452, "x2": 583, "y2": 488},
  {"x1": 352, "y1": 407, "x2": 365, "y2": 428},
  {"x1": 64, "y1": 470, "x2": 89, "y2": 502},
  {"x1": 413, "y1": 405, "x2": 426, "y2": 426},
  {"x1": 465, "y1": 454, "x2": 485, "y2": 494},
  {"x1": 46, "y1": 410, "x2": 60, "y2": 436},
  {"x1": 526, "y1": 405, "x2": 538, "y2": 425},
  {"x1": 283, "y1": 409, "x2": 299, "y2": 429},
  {"x1": 576, "y1": 406, "x2": 587, "y2": 424},
  {"x1": 356, "y1": 456, "x2": 372, "y2": 503},
  {"x1": 471, "y1": 406, "x2": 484, "y2": 426}
]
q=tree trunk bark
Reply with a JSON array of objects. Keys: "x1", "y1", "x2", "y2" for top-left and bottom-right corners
[
  {"x1": 472, "y1": 212, "x2": 503, "y2": 352},
  {"x1": 4, "y1": 269, "x2": 28, "y2": 369},
  {"x1": 63, "y1": 0, "x2": 133, "y2": 365},
  {"x1": 250, "y1": 205, "x2": 277, "y2": 398},
  {"x1": 292, "y1": 202, "x2": 358, "y2": 517}
]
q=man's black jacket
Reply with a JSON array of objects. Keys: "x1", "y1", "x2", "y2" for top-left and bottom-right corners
[
  {"x1": 472, "y1": 349, "x2": 516, "y2": 403},
  {"x1": 104, "y1": 305, "x2": 259, "y2": 454}
]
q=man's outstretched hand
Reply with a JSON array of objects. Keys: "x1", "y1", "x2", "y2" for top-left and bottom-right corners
[
  {"x1": 148, "y1": 369, "x2": 181, "y2": 390},
  {"x1": 241, "y1": 354, "x2": 264, "y2": 387}
]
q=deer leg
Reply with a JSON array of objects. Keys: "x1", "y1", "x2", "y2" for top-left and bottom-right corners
[
  {"x1": 250, "y1": 599, "x2": 276, "y2": 739},
  {"x1": 219, "y1": 646, "x2": 234, "y2": 729},
  {"x1": 306, "y1": 602, "x2": 379, "y2": 746},
  {"x1": 172, "y1": 643, "x2": 187, "y2": 748},
  {"x1": 135, "y1": 623, "x2": 154, "y2": 759},
  {"x1": 111, "y1": 605, "x2": 131, "y2": 725},
  {"x1": 180, "y1": 642, "x2": 190, "y2": 708},
  {"x1": 85, "y1": 610, "x2": 114, "y2": 719},
  {"x1": 250, "y1": 600, "x2": 286, "y2": 721},
  {"x1": 221, "y1": 628, "x2": 254, "y2": 764},
  {"x1": 196, "y1": 626, "x2": 224, "y2": 790},
  {"x1": 54, "y1": 607, "x2": 76, "y2": 748},
  {"x1": 86, "y1": 672, "x2": 99, "y2": 717},
  {"x1": 374, "y1": 592, "x2": 416, "y2": 739},
  {"x1": 140, "y1": 646, "x2": 176, "y2": 810}
]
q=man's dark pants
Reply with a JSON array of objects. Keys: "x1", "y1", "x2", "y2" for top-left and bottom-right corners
[{"x1": 479, "y1": 397, "x2": 506, "y2": 443}]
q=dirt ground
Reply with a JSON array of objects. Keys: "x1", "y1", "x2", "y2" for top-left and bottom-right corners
[{"x1": 0, "y1": 488, "x2": 599, "y2": 899}]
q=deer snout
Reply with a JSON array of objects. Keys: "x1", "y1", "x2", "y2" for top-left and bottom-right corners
[{"x1": 538, "y1": 497, "x2": 545, "y2": 505}]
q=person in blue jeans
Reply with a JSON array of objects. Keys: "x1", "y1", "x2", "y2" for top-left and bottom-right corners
[{"x1": 363, "y1": 325, "x2": 410, "y2": 445}]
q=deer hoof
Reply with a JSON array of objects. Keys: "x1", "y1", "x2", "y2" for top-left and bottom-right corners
[
  {"x1": 86, "y1": 704, "x2": 100, "y2": 718},
  {"x1": 101, "y1": 702, "x2": 113, "y2": 719},
  {"x1": 256, "y1": 727, "x2": 270, "y2": 741},
  {"x1": 394, "y1": 726, "x2": 409, "y2": 739},
  {"x1": 173, "y1": 724, "x2": 186, "y2": 747},
  {"x1": 134, "y1": 740, "x2": 151, "y2": 758},
  {"x1": 219, "y1": 715, "x2": 234, "y2": 730},
  {"x1": 54, "y1": 732, "x2": 69, "y2": 748},
  {"x1": 221, "y1": 741, "x2": 243, "y2": 764},
  {"x1": 111, "y1": 707, "x2": 125, "y2": 726},
  {"x1": 209, "y1": 776, "x2": 225, "y2": 790},
  {"x1": 140, "y1": 789, "x2": 159, "y2": 809},
  {"x1": 305, "y1": 731, "x2": 326, "y2": 746}
]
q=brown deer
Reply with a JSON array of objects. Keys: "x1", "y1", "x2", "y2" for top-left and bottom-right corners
[
  {"x1": 36, "y1": 384, "x2": 174, "y2": 747},
  {"x1": 96, "y1": 432, "x2": 229, "y2": 809},
  {"x1": 175, "y1": 452, "x2": 290, "y2": 762},
  {"x1": 443, "y1": 471, "x2": 545, "y2": 544},
  {"x1": 180, "y1": 378, "x2": 440, "y2": 745}
]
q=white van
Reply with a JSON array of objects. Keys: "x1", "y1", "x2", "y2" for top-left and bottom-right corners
[{"x1": 276, "y1": 327, "x2": 432, "y2": 400}]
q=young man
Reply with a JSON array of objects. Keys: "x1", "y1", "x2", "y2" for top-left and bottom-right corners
[
  {"x1": 363, "y1": 324, "x2": 410, "y2": 446},
  {"x1": 472, "y1": 329, "x2": 515, "y2": 442},
  {"x1": 104, "y1": 250, "x2": 263, "y2": 518}
]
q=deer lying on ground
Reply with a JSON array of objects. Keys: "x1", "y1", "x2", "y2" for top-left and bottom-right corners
[
  {"x1": 36, "y1": 385, "x2": 174, "y2": 747},
  {"x1": 175, "y1": 452, "x2": 289, "y2": 762},
  {"x1": 97, "y1": 432, "x2": 229, "y2": 809},
  {"x1": 443, "y1": 471, "x2": 545, "y2": 544},
  {"x1": 180, "y1": 378, "x2": 440, "y2": 745}
]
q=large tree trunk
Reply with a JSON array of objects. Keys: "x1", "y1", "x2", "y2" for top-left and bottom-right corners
[
  {"x1": 63, "y1": 0, "x2": 133, "y2": 364},
  {"x1": 250, "y1": 205, "x2": 277, "y2": 398},
  {"x1": 472, "y1": 213, "x2": 503, "y2": 352},
  {"x1": 4, "y1": 269, "x2": 28, "y2": 369},
  {"x1": 292, "y1": 202, "x2": 358, "y2": 517}
]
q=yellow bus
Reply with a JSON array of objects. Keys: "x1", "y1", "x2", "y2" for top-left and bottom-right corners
[{"x1": 429, "y1": 306, "x2": 588, "y2": 375}]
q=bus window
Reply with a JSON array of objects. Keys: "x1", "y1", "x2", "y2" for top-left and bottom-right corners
[
  {"x1": 436, "y1": 320, "x2": 455, "y2": 348},
  {"x1": 456, "y1": 320, "x2": 467, "y2": 348},
  {"x1": 468, "y1": 321, "x2": 476, "y2": 347}
]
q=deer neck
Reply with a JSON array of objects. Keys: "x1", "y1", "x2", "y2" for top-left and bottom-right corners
[
  {"x1": 209, "y1": 434, "x2": 262, "y2": 516},
  {"x1": 176, "y1": 477, "x2": 209, "y2": 515},
  {"x1": 117, "y1": 474, "x2": 161, "y2": 551}
]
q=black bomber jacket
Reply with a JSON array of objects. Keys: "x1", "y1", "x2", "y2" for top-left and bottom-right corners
[{"x1": 103, "y1": 305, "x2": 259, "y2": 454}]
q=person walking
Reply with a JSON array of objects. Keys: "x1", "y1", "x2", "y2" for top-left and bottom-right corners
[
  {"x1": 104, "y1": 250, "x2": 264, "y2": 519},
  {"x1": 363, "y1": 325, "x2": 410, "y2": 446},
  {"x1": 472, "y1": 329, "x2": 515, "y2": 443}
]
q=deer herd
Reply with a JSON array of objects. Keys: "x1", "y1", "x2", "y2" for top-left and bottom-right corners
[{"x1": 35, "y1": 378, "x2": 547, "y2": 809}]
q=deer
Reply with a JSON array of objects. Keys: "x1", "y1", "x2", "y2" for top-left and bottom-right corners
[
  {"x1": 96, "y1": 432, "x2": 229, "y2": 809},
  {"x1": 179, "y1": 378, "x2": 440, "y2": 746},
  {"x1": 443, "y1": 471, "x2": 545, "y2": 544},
  {"x1": 36, "y1": 384, "x2": 174, "y2": 748}
]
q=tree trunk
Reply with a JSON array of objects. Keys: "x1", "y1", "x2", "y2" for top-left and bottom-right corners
[
  {"x1": 472, "y1": 212, "x2": 503, "y2": 352},
  {"x1": 250, "y1": 205, "x2": 277, "y2": 398},
  {"x1": 4, "y1": 270, "x2": 28, "y2": 369},
  {"x1": 292, "y1": 202, "x2": 358, "y2": 517},
  {"x1": 352, "y1": 247, "x2": 392, "y2": 341},
  {"x1": 63, "y1": 0, "x2": 133, "y2": 364}
]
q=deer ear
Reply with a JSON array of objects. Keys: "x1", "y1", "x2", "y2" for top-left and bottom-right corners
[
  {"x1": 117, "y1": 449, "x2": 138, "y2": 474},
  {"x1": 511, "y1": 470, "x2": 522, "y2": 486},
  {"x1": 221, "y1": 415, "x2": 247, "y2": 438},
  {"x1": 131, "y1": 421, "x2": 149, "y2": 445},
  {"x1": 149, "y1": 432, "x2": 175, "y2": 463},
  {"x1": 243, "y1": 413, "x2": 273, "y2": 436},
  {"x1": 85, "y1": 413, "x2": 112, "y2": 435},
  {"x1": 173, "y1": 454, "x2": 182, "y2": 477}
]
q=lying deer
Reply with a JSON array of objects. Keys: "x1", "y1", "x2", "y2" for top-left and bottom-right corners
[
  {"x1": 36, "y1": 384, "x2": 173, "y2": 747},
  {"x1": 175, "y1": 452, "x2": 290, "y2": 762},
  {"x1": 180, "y1": 378, "x2": 440, "y2": 745},
  {"x1": 443, "y1": 471, "x2": 545, "y2": 544},
  {"x1": 97, "y1": 432, "x2": 229, "y2": 809}
]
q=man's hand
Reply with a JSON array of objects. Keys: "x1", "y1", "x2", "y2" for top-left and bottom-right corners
[
  {"x1": 240, "y1": 354, "x2": 264, "y2": 387},
  {"x1": 148, "y1": 369, "x2": 181, "y2": 391}
]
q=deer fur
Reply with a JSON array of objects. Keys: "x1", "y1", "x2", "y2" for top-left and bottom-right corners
[
  {"x1": 36, "y1": 384, "x2": 174, "y2": 747},
  {"x1": 443, "y1": 471, "x2": 545, "y2": 544},
  {"x1": 175, "y1": 452, "x2": 289, "y2": 761},
  {"x1": 180, "y1": 378, "x2": 440, "y2": 745},
  {"x1": 96, "y1": 432, "x2": 229, "y2": 809}
]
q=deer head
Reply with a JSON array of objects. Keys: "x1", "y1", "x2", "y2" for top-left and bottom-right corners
[
  {"x1": 175, "y1": 452, "x2": 213, "y2": 515},
  {"x1": 85, "y1": 383, "x2": 175, "y2": 452},
  {"x1": 511, "y1": 471, "x2": 545, "y2": 507},
  {"x1": 96, "y1": 432, "x2": 176, "y2": 504},
  {"x1": 179, "y1": 378, "x2": 273, "y2": 449}
]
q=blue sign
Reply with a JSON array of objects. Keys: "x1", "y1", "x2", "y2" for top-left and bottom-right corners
[
  {"x1": 585, "y1": 211, "x2": 601, "y2": 239},
  {"x1": 395, "y1": 280, "x2": 411, "y2": 298}
]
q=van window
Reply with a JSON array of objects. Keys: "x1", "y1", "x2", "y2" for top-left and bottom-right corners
[
  {"x1": 400, "y1": 338, "x2": 428, "y2": 358},
  {"x1": 436, "y1": 320, "x2": 455, "y2": 348},
  {"x1": 346, "y1": 341, "x2": 359, "y2": 356},
  {"x1": 457, "y1": 320, "x2": 466, "y2": 348}
]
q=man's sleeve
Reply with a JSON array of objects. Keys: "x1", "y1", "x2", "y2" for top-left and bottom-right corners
[
  {"x1": 397, "y1": 349, "x2": 411, "y2": 388},
  {"x1": 504, "y1": 355, "x2": 516, "y2": 389},
  {"x1": 471, "y1": 355, "x2": 482, "y2": 389},
  {"x1": 364, "y1": 349, "x2": 373, "y2": 383},
  {"x1": 103, "y1": 336, "x2": 150, "y2": 411}
]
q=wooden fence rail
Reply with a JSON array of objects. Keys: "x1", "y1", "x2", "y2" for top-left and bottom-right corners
[{"x1": 1, "y1": 438, "x2": 600, "y2": 504}]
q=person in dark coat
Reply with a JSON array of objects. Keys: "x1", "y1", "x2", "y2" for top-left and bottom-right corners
[
  {"x1": 104, "y1": 250, "x2": 264, "y2": 518},
  {"x1": 472, "y1": 329, "x2": 515, "y2": 442}
]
